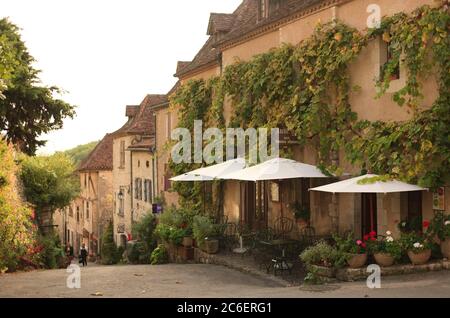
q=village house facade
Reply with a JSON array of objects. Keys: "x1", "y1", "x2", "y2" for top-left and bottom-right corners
[
  {"x1": 54, "y1": 133, "x2": 115, "y2": 256},
  {"x1": 112, "y1": 95, "x2": 166, "y2": 246},
  {"x1": 162, "y1": 0, "x2": 448, "y2": 240}
]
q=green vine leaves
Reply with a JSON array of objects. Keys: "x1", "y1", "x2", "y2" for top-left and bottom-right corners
[{"x1": 170, "y1": 4, "x2": 449, "y2": 199}]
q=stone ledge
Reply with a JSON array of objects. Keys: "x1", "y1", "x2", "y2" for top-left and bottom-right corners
[{"x1": 336, "y1": 260, "x2": 450, "y2": 282}]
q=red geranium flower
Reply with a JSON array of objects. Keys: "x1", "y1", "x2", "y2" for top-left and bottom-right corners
[
  {"x1": 361, "y1": 242, "x2": 367, "y2": 248},
  {"x1": 423, "y1": 220, "x2": 430, "y2": 228},
  {"x1": 363, "y1": 234, "x2": 370, "y2": 241},
  {"x1": 369, "y1": 231, "x2": 377, "y2": 237}
]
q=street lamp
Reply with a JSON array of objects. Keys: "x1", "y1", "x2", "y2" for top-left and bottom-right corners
[{"x1": 118, "y1": 189, "x2": 124, "y2": 201}]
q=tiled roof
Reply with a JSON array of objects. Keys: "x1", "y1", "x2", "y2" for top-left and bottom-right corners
[
  {"x1": 216, "y1": 0, "x2": 328, "y2": 48},
  {"x1": 126, "y1": 105, "x2": 139, "y2": 118},
  {"x1": 126, "y1": 94, "x2": 167, "y2": 135},
  {"x1": 175, "y1": 1, "x2": 256, "y2": 78},
  {"x1": 176, "y1": 61, "x2": 191, "y2": 74},
  {"x1": 78, "y1": 133, "x2": 114, "y2": 171},
  {"x1": 127, "y1": 136, "x2": 155, "y2": 151},
  {"x1": 175, "y1": 36, "x2": 220, "y2": 78},
  {"x1": 207, "y1": 13, "x2": 235, "y2": 35}
]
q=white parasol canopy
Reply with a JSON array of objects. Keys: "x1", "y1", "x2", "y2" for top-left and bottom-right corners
[
  {"x1": 170, "y1": 158, "x2": 247, "y2": 181},
  {"x1": 309, "y1": 174, "x2": 427, "y2": 194},
  {"x1": 221, "y1": 158, "x2": 329, "y2": 181}
]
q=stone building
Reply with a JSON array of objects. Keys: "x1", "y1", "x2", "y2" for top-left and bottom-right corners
[
  {"x1": 55, "y1": 133, "x2": 114, "y2": 256},
  {"x1": 112, "y1": 94, "x2": 166, "y2": 246},
  {"x1": 161, "y1": 0, "x2": 448, "y2": 239}
]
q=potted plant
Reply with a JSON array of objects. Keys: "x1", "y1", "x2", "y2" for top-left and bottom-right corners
[
  {"x1": 299, "y1": 240, "x2": 338, "y2": 278},
  {"x1": 367, "y1": 231, "x2": 401, "y2": 267},
  {"x1": 429, "y1": 212, "x2": 450, "y2": 258},
  {"x1": 193, "y1": 215, "x2": 219, "y2": 254},
  {"x1": 292, "y1": 201, "x2": 310, "y2": 228},
  {"x1": 334, "y1": 232, "x2": 367, "y2": 269},
  {"x1": 402, "y1": 232, "x2": 432, "y2": 265}
]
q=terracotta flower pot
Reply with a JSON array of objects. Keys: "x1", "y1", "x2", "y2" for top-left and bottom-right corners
[
  {"x1": 347, "y1": 253, "x2": 367, "y2": 269},
  {"x1": 204, "y1": 239, "x2": 219, "y2": 254},
  {"x1": 408, "y1": 249, "x2": 431, "y2": 265},
  {"x1": 374, "y1": 253, "x2": 395, "y2": 267},
  {"x1": 440, "y1": 238, "x2": 450, "y2": 259},
  {"x1": 182, "y1": 236, "x2": 193, "y2": 248}
]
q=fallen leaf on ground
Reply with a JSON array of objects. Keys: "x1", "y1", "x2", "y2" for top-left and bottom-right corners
[{"x1": 91, "y1": 292, "x2": 103, "y2": 297}]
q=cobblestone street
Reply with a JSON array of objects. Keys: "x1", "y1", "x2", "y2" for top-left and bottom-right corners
[{"x1": 0, "y1": 264, "x2": 449, "y2": 298}]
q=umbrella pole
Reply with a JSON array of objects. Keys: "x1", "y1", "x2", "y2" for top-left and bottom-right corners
[
  {"x1": 203, "y1": 183, "x2": 206, "y2": 215},
  {"x1": 370, "y1": 194, "x2": 374, "y2": 233},
  {"x1": 280, "y1": 180, "x2": 283, "y2": 218}
]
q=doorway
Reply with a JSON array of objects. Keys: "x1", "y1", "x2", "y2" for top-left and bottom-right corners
[
  {"x1": 361, "y1": 193, "x2": 377, "y2": 235},
  {"x1": 243, "y1": 181, "x2": 268, "y2": 231}
]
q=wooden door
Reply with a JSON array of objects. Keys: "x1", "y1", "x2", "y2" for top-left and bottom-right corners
[{"x1": 361, "y1": 193, "x2": 377, "y2": 235}]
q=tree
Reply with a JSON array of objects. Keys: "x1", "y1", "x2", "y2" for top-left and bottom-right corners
[
  {"x1": 60, "y1": 140, "x2": 99, "y2": 168},
  {"x1": 19, "y1": 153, "x2": 80, "y2": 233},
  {"x1": 0, "y1": 18, "x2": 75, "y2": 155},
  {"x1": 100, "y1": 222, "x2": 122, "y2": 265},
  {"x1": 0, "y1": 139, "x2": 35, "y2": 272}
]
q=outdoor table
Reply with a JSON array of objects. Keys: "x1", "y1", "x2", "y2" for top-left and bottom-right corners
[
  {"x1": 259, "y1": 239, "x2": 297, "y2": 257},
  {"x1": 258, "y1": 239, "x2": 297, "y2": 275}
]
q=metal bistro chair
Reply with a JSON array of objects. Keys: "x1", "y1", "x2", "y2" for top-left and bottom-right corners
[
  {"x1": 222, "y1": 222, "x2": 238, "y2": 252},
  {"x1": 299, "y1": 226, "x2": 316, "y2": 246},
  {"x1": 273, "y1": 217, "x2": 294, "y2": 240}
]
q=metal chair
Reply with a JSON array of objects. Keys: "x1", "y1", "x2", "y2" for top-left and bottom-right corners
[
  {"x1": 273, "y1": 217, "x2": 294, "y2": 239},
  {"x1": 299, "y1": 225, "x2": 316, "y2": 246}
]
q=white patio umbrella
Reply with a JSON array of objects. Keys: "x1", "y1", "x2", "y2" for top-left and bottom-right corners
[
  {"x1": 170, "y1": 158, "x2": 247, "y2": 181},
  {"x1": 170, "y1": 173, "x2": 214, "y2": 182},
  {"x1": 309, "y1": 174, "x2": 427, "y2": 194},
  {"x1": 309, "y1": 174, "x2": 427, "y2": 233},
  {"x1": 221, "y1": 157, "x2": 330, "y2": 218},
  {"x1": 221, "y1": 157, "x2": 329, "y2": 181}
]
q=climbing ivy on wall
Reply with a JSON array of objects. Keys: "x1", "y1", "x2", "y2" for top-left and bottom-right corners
[
  {"x1": 168, "y1": 78, "x2": 224, "y2": 212},
  {"x1": 170, "y1": 3, "x2": 450, "y2": 209}
]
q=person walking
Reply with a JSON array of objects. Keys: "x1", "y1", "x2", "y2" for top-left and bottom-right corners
[{"x1": 80, "y1": 244, "x2": 88, "y2": 267}]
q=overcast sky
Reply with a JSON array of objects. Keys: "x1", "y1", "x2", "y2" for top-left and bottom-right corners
[{"x1": 1, "y1": 0, "x2": 241, "y2": 154}]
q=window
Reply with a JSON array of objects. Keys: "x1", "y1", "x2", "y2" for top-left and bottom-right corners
[
  {"x1": 84, "y1": 174, "x2": 87, "y2": 188},
  {"x1": 118, "y1": 189, "x2": 125, "y2": 216},
  {"x1": 144, "y1": 180, "x2": 148, "y2": 202},
  {"x1": 69, "y1": 207, "x2": 73, "y2": 217},
  {"x1": 144, "y1": 179, "x2": 153, "y2": 203},
  {"x1": 146, "y1": 161, "x2": 150, "y2": 168},
  {"x1": 380, "y1": 36, "x2": 400, "y2": 81},
  {"x1": 86, "y1": 201, "x2": 90, "y2": 219},
  {"x1": 135, "y1": 178, "x2": 143, "y2": 200},
  {"x1": 137, "y1": 160, "x2": 140, "y2": 168},
  {"x1": 166, "y1": 112, "x2": 172, "y2": 139},
  {"x1": 135, "y1": 178, "x2": 139, "y2": 200},
  {"x1": 120, "y1": 140, "x2": 126, "y2": 168},
  {"x1": 76, "y1": 206, "x2": 80, "y2": 223},
  {"x1": 164, "y1": 164, "x2": 172, "y2": 191}
]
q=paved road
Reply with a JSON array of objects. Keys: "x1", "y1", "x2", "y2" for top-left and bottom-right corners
[{"x1": 0, "y1": 263, "x2": 449, "y2": 298}]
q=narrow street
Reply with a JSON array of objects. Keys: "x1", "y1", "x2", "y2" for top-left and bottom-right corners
[{"x1": 0, "y1": 264, "x2": 449, "y2": 298}]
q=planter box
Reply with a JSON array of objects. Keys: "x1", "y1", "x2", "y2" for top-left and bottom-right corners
[{"x1": 308, "y1": 265, "x2": 336, "y2": 278}]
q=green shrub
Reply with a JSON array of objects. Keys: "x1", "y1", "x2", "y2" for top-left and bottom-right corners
[
  {"x1": 299, "y1": 241, "x2": 338, "y2": 268},
  {"x1": 37, "y1": 234, "x2": 66, "y2": 269},
  {"x1": 192, "y1": 215, "x2": 219, "y2": 247},
  {"x1": 130, "y1": 212, "x2": 157, "y2": 263},
  {"x1": 150, "y1": 244, "x2": 169, "y2": 265},
  {"x1": 100, "y1": 222, "x2": 122, "y2": 265}
]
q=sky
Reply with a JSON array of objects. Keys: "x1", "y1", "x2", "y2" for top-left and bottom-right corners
[{"x1": 0, "y1": 0, "x2": 242, "y2": 155}]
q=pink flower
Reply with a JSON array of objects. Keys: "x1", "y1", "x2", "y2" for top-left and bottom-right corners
[{"x1": 356, "y1": 240, "x2": 363, "y2": 245}]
